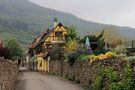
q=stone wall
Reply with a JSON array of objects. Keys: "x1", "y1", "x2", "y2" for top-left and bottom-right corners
[
  {"x1": 0, "y1": 59, "x2": 19, "y2": 90},
  {"x1": 49, "y1": 58, "x2": 132, "y2": 86},
  {"x1": 49, "y1": 60, "x2": 94, "y2": 84},
  {"x1": 49, "y1": 60, "x2": 63, "y2": 75}
]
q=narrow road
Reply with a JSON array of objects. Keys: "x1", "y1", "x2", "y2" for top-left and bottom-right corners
[{"x1": 15, "y1": 71, "x2": 84, "y2": 90}]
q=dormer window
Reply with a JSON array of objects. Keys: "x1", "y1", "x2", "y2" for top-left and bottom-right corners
[{"x1": 55, "y1": 31, "x2": 63, "y2": 36}]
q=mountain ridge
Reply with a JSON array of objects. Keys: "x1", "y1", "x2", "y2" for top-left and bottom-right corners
[{"x1": 0, "y1": 0, "x2": 135, "y2": 49}]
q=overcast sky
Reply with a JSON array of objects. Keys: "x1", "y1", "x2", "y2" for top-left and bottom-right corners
[{"x1": 30, "y1": 0, "x2": 135, "y2": 28}]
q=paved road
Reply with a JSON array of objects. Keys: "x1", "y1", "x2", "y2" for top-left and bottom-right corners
[{"x1": 15, "y1": 72, "x2": 84, "y2": 90}]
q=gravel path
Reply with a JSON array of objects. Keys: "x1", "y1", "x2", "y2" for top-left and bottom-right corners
[{"x1": 15, "y1": 71, "x2": 84, "y2": 90}]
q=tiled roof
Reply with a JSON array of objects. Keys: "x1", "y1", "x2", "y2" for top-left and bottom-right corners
[
  {"x1": 27, "y1": 32, "x2": 45, "y2": 49},
  {"x1": 27, "y1": 23, "x2": 65, "y2": 49}
]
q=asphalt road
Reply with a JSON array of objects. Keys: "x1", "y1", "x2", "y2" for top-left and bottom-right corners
[{"x1": 15, "y1": 71, "x2": 84, "y2": 90}]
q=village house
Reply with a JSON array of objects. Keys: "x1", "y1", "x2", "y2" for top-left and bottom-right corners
[{"x1": 27, "y1": 19, "x2": 68, "y2": 72}]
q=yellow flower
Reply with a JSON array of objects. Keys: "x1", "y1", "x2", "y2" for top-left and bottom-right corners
[
  {"x1": 97, "y1": 54, "x2": 107, "y2": 60},
  {"x1": 105, "y1": 52, "x2": 114, "y2": 58},
  {"x1": 94, "y1": 56, "x2": 99, "y2": 60},
  {"x1": 90, "y1": 59, "x2": 95, "y2": 64},
  {"x1": 89, "y1": 54, "x2": 96, "y2": 63}
]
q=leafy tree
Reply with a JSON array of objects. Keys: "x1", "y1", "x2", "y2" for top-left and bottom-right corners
[
  {"x1": 102, "y1": 26, "x2": 123, "y2": 48},
  {"x1": 5, "y1": 39, "x2": 23, "y2": 60}
]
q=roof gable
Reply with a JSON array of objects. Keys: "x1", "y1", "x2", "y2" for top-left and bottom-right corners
[
  {"x1": 41, "y1": 23, "x2": 67, "y2": 40},
  {"x1": 32, "y1": 23, "x2": 68, "y2": 48}
]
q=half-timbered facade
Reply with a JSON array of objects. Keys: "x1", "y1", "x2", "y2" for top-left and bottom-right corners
[{"x1": 27, "y1": 21, "x2": 68, "y2": 72}]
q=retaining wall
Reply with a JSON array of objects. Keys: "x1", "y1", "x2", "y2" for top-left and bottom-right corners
[{"x1": 0, "y1": 59, "x2": 19, "y2": 90}]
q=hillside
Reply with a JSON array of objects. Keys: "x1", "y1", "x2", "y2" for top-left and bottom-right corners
[{"x1": 0, "y1": 0, "x2": 135, "y2": 49}]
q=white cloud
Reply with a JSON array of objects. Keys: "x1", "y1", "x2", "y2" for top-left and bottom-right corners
[{"x1": 29, "y1": 0, "x2": 135, "y2": 28}]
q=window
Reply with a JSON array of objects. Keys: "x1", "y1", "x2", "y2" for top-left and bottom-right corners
[{"x1": 55, "y1": 31, "x2": 63, "y2": 36}]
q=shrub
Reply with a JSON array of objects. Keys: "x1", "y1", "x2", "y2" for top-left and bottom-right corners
[
  {"x1": 84, "y1": 80, "x2": 92, "y2": 90},
  {"x1": 119, "y1": 63, "x2": 135, "y2": 90},
  {"x1": 114, "y1": 45, "x2": 127, "y2": 54},
  {"x1": 65, "y1": 38, "x2": 78, "y2": 52},
  {"x1": 100, "y1": 63, "x2": 135, "y2": 90},
  {"x1": 75, "y1": 79, "x2": 80, "y2": 84},
  {"x1": 101, "y1": 67, "x2": 119, "y2": 82},
  {"x1": 65, "y1": 51, "x2": 79, "y2": 65},
  {"x1": 125, "y1": 56, "x2": 135, "y2": 61},
  {"x1": 49, "y1": 47, "x2": 62, "y2": 60},
  {"x1": 76, "y1": 44, "x2": 93, "y2": 55},
  {"x1": 67, "y1": 75, "x2": 75, "y2": 81},
  {"x1": 91, "y1": 76, "x2": 103, "y2": 90},
  {"x1": 79, "y1": 54, "x2": 89, "y2": 61}
]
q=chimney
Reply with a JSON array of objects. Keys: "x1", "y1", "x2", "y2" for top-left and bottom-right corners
[
  {"x1": 53, "y1": 18, "x2": 58, "y2": 28},
  {"x1": 46, "y1": 28, "x2": 50, "y2": 33}
]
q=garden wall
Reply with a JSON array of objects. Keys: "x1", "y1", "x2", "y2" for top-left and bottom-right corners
[
  {"x1": 49, "y1": 58, "x2": 135, "y2": 89},
  {"x1": 0, "y1": 59, "x2": 19, "y2": 90}
]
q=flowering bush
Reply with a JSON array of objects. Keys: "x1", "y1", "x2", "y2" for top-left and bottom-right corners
[
  {"x1": 65, "y1": 38, "x2": 78, "y2": 52},
  {"x1": 105, "y1": 52, "x2": 115, "y2": 58},
  {"x1": 89, "y1": 52, "x2": 115, "y2": 63},
  {"x1": 97, "y1": 52, "x2": 115, "y2": 60},
  {"x1": 89, "y1": 54, "x2": 96, "y2": 63},
  {"x1": 65, "y1": 51, "x2": 79, "y2": 66},
  {"x1": 76, "y1": 44, "x2": 93, "y2": 55},
  {"x1": 97, "y1": 54, "x2": 107, "y2": 60}
]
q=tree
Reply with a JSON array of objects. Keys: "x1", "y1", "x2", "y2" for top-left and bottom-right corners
[
  {"x1": 79, "y1": 31, "x2": 105, "y2": 55},
  {"x1": 65, "y1": 38, "x2": 78, "y2": 52},
  {"x1": 65, "y1": 25, "x2": 78, "y2": 41},
  {"x1": 102, "y1": 26, "x2": 123, "y2": 48},
  {"x1": 94, "y1": 31, "x2": 105, "y2": 55},
  {"x1": 5, "y1": 39, "x2": 23, "y2": 60},
  {"x1": 79, "y1": 35, "x2": 98, "y2": 50}
]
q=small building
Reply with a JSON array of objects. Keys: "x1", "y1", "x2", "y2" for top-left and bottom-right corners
[{"x1": 27, "y1": 19, "x2": 68, "y2": 72}]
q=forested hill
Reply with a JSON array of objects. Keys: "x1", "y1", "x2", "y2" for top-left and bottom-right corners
[{"x1": 0, "y1": 0, "x2": 135, "y2": 49}]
